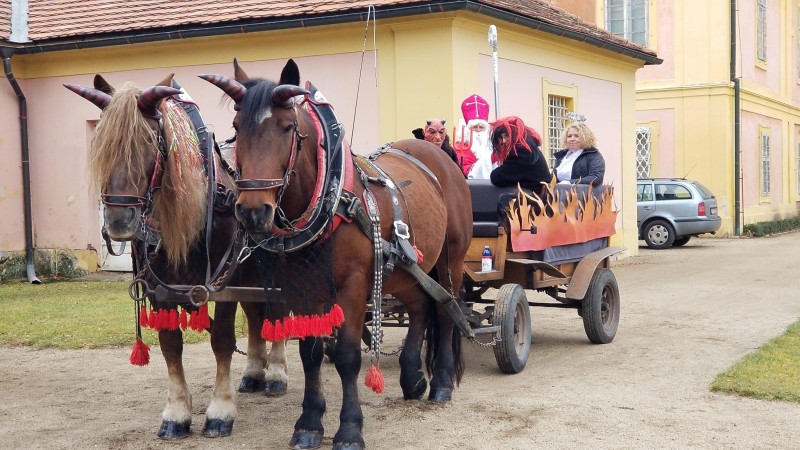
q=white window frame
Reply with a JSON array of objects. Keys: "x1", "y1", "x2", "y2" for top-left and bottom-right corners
[
  {"x1": 760, "y1": 127, "x2": 770, "y2": 198},
  {"x1": 547, "y1": 95, "x2": 569, "y2": 167},
  {"x1": 636, "y1": 127, "x2": 652, "y2": 179},
  {"x1": 605, "y1": 0, "x2": 648, "y2": 47},
  {"x1": 756, "y1": 0, "x2": 767, "y2": 63},
  {"x1": 796, "y1": 141, "x2": 800, "y2": 196}
]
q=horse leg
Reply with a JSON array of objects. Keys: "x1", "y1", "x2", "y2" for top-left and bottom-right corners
[
  {"x1": 202, "y1": 302, "x2": 238, "y2": 437},
  {"x1": 236, "y1": 302, "x2": 289, "y2": 396},
  {"x1": 395, "y1": 287, "x2": 430, "y2": 400},
  {"x1": 427, "y1": 258, "x2": 465, "y2": 403},
  {"x1": 289, "y1": 337, "x2": 327, "y2": 450},
  {"x1": 331, "y1": 315, "x2": 366, "y2": 450},
  {"x1": 263, "y1": 339, "x2": 289, "y2": 396},
  {"x1": 157, "y1": 328, "x2": 192, "y2": 439}
]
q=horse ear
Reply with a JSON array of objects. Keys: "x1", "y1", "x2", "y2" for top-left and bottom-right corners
[
  {"x1": 279, "y1": 59, "x2": 300, "y2": 86},
  {"x1": 233, "y1": 58, "x2": 250, "y2": 82},
  {"x1": 156, "y1": 73, "x2": 175, "y2": 87},
  {"x1": 93, "y1": 74, "x2": 115, "y2": 95}
]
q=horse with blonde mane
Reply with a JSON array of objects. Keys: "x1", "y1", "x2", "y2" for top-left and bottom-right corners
[{"x1": 66, "y1": 75, "x2": 288, "y2": 439}]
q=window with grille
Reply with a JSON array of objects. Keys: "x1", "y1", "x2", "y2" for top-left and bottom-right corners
[
  {"x1": 636, "y1": 127, "x2": 652, "y2": 178},
  {"x1": 546, "y1": 95, "x2": 569, "y2": 166},
  {"x1": 605, "y1": 0, "x2": 648, "y2": 47},
  {"x1": 760, "y1": 130, "x2": 770, "y2": 196},
  {"x1": 757, "y1": 0, "x2": 767, "y2": 62}
]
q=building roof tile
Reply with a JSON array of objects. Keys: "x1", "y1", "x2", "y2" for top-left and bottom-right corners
[{"x1": 0, "y1": 0, "x2": 657, "y2": 62}]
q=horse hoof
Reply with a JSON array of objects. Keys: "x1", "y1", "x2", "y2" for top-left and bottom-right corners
[
  {"x1": 202, "y1": 418, "x2": 233, "y2": 438},
  {"x1": 402, "y1": 377, "x2": 427, "y2": 400},
  {"x1": 428, "y1": 388, "x2": 453, "y2": 403},
  {"x1": 289, "y1": 429, "x2": 323, "y2": 449},
  {"x1": 238, "y1": 376, "x2": 265, "y2": 393},
  {"x1": 332, "y1": 442, "x2": 366, "y2": 450},
  {"x1": 262, "y1": 380, "x2": 287, "y2": 397},
  {"x1": 157, "y1": 420, "x2": 191, "y2": 440}
]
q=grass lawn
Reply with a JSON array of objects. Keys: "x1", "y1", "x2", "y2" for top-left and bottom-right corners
[
  {"x1": 0, "y1": 279, "x2": 243, "y2": 349},
  {"x1": 711, "y1": 320, "x2": 800, "y2": 404}
]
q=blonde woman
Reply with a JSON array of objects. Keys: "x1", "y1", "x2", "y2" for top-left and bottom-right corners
[{"x1": 553, "y1": 122, "x2": 605, "y2": 185}]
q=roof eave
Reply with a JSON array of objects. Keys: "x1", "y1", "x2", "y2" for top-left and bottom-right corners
[{"x1": 0, "y1": 0, "x2": 662, "y2": 65}]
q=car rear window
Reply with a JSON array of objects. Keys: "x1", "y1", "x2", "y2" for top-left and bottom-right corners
[{"x1": 691, "y1": 182, "x2": 715, "y2": 199}]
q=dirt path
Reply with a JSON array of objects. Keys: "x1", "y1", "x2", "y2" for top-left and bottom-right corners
[{"x1": 2, "y1": 233, "x2": 799, "y2": 449}]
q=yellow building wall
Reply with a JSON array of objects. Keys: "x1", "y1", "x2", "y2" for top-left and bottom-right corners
[{"x1": 634, "y1": 0, "x2": 800, "y2": 236}]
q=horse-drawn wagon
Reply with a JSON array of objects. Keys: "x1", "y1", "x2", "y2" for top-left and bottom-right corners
[{"x1": 377, "y1": 179, "x2": 622, "y2": 374}]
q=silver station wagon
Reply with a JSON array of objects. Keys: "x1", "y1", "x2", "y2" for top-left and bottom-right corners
[{"x1": 636, "y1": 178, "x2": 722, "y2": 249}]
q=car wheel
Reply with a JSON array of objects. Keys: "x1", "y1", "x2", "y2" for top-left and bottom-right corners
[
  {"x1": 643, "y1": 219, "x2": 675, "y2": 249},
  {"x1": 672, "y1": 236, "x2": 691, "y2": 247}
]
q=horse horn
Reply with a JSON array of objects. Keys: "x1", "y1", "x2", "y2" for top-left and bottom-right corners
[
  {"x1": 137, "y1": 86, "x2": 180, "y2": 119},
  {"x1": 198, "y1": 74, "x2": 247, "y2": 103},
  {"x1": 272, "y1": 84, "x2": 310, "y2": 108},
  {"x1": 63, "y1": 84, "x2": 112, "y2": 110}
]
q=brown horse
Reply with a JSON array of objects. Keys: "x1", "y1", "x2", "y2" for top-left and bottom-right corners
[
  {"x1": 201, "y1": 59, "x2": 473, "y2": 449},
  {"x1": 65, "y1": 76, "x2": 289, "y2": 439}
]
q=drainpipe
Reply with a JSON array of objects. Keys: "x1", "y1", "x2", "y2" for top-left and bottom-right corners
[
  {"x1": 2, "y1": 48, "x2": 41, "y2": 284},
  {"x1": 730, "y1": 0, "x2": 742, "y2": 236}
]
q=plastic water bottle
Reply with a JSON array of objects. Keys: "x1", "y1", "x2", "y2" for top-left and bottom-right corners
[{"x1": 481, "y1": 245, "x2": 493, "y2": 272}]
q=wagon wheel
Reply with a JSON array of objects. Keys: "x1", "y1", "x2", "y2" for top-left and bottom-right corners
[
  {"x1": 492, "y1": 283, "x2": 532, "y2": 374},
  {"x1": 580, "y1": 268, "x2": 620, "y2": 344}
]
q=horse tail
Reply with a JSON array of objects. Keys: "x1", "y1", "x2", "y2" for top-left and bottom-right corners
[{"x1": 423, "y1": 267, "x2": 465, "y2": 386}]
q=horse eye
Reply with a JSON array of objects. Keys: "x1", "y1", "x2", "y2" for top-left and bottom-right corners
[{"x1": 283, "y1": 125, "x2": 293, "y2": 133}]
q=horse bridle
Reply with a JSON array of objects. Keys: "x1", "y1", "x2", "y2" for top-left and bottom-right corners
[
  {"x1": 101, "y1": 121, "x2": 168, "y2": 255},
  {"x1": 101, "y1": 121, "x2": 167, "y2": 214},
  {"x1": 234, "y1": 105, "x2": 307, "y2": 228}
]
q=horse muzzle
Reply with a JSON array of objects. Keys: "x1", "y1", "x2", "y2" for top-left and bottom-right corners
[
  {"x1": 103, "y1": 206, "x2": 142, "y2": 240},
  {"x1": 235, "y1": 202, "x2": 275, "y2": 234}
]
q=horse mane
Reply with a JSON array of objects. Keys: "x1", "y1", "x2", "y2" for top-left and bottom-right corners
[
  {"x1": 152, "y1": 99, "x2": 207, "y2": 269},
  {"x1": 89, "y1": 83, "x2": 207, "y2": 269},
  {"x1": 238, "y1": 78, "x2": 278, "y2": 137}
]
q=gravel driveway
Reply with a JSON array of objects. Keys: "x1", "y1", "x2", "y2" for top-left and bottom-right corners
[{"x1": 1, "y1": 233, "x2": 798, "y2": 449}]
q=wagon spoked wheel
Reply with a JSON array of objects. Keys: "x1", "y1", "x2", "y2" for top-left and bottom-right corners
[
  {"x1": 581, "y1": 268, "x2": 620, "y2": 344},
  {"x1": 492, "y1": 283, "x2": 532, "y2": 374}
]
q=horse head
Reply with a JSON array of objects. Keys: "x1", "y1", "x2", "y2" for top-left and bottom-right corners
[
  {"x1": 200, "y1": 59, "x2": 310, "y2": 234},
  {"x1": 65, "y1": 75, "x2": 180, "y2": 241}
]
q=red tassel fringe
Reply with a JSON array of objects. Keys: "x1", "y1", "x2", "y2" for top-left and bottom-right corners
[
  {"x1": 260, "y1": 304, "x2": 346, "y2": 342},
  {"x1": 364, "y1": 363, "x2": 385, "y2": 394},
  {"x1": 129, "y1": 338, "x2": 150, "y2": 366},
  {"x1": 412, "y1": 245, "x2": 424, "y2": 264}
]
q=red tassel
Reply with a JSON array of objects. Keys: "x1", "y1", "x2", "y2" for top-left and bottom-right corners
[
  {"x1": 168, "y1": 309, "x2": 179, "y2": 330},
  {"x1": 364, "y1": 363, "x2": 385, "y2": 394},
  {"x1": 157, "y1": 310, "x2": 165, "y2": 330},
  {"x1": 179, "y1": 308, "x2": 188, "y2": 330},
  {"x1": 139, "y1": 305, "x2": 148, "y2": 327},
  {"x1": 129, "y1": 338, "x2": 150, "y2": 366},
  {"x1": 330, "y1": 304, "x2": 345, "y2": 326},
  {"x1": 273, "y1": 321, "x2": 285, "y2": 341},
  {"x1": 261, "y1": 320, "x2": 275, "y2": 341},
  {"x1": 199, "y1": 305, "x2": 210, "y2": 330},
  {"x1": 148, "y1": 308, "x2": 159, "y2": 330},
  {"x1": 412, "y1": 245, "x2": 424, "y2": 264}
]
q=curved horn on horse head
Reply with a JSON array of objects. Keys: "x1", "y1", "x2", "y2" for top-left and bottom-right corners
[
  {"x1": 63, "y1": 84, "x2": 112, "y2": 110},
  {"x1": 137, "y1": 86, "x2": 181, "y2": 120},
  {"x1": 198, "y1": 74, "x2": 247, "y2": 104},
  {"x1": 271, "y1": 84, "x2": 310, "y2": 109}
]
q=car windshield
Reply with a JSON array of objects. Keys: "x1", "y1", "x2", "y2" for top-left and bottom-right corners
[{"x1": 691, "y1": 182, "x2": 715, "y2": 199}]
